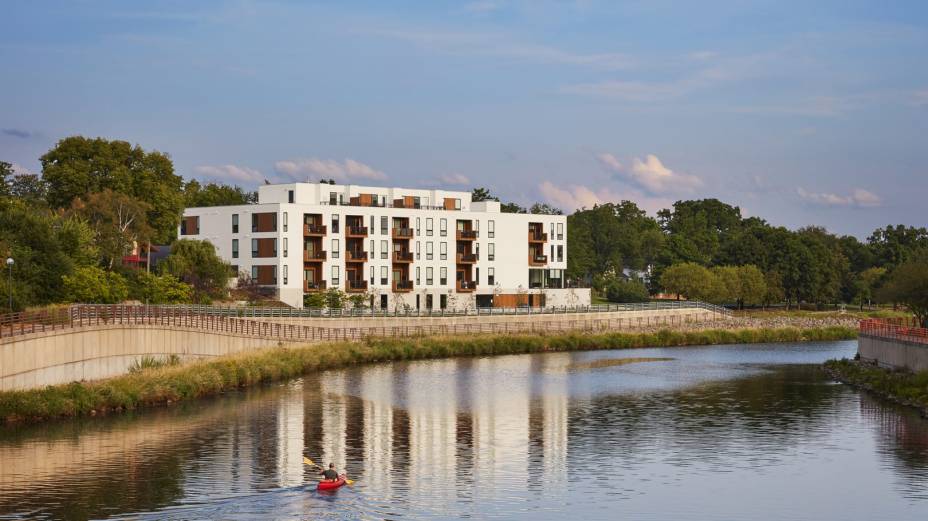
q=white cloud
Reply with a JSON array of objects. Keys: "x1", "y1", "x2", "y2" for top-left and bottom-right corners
[
  {"x1": 538, "y1": 180, "x2": 672, "y2": 213},
  {"x1": 437, "y1": 173, "x2": 471, "y2": 185},
  {"x1": 274, "y1": 158, "x2": 387, "y2": 182},
  {"x1": 10, "y1": 162, "x2": 36, "y2": 177},
  {"x1": 797, "y1": 187, "x2": 882, "y2": 207},
  {"x1": 194, "y1": 164, "x2": 264, "y2": 184},
  {"x1": 596, "y1": 153, "x2": 701, "y2": 194}
]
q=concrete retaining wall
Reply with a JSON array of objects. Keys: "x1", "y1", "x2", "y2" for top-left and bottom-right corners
[{"x1": 858, "y1": 334, "x2": 928, "y2": 372}]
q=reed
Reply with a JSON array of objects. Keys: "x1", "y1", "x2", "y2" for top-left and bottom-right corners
[{"x1": 0, "y1": 326, "x2": 857, "y2": 423}]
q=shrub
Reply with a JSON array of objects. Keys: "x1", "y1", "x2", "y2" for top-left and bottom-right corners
[
  {"x1": 62, "y1": 266, "x2": 128, "y2": 303},
  {"x1": 605, "y1": 278, "x2": 649, "y2": 303}
]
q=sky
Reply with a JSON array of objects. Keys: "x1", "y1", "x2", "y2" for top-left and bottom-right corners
[{"x1": 1, "y1": 0, "x2": 927, "y2": 238}]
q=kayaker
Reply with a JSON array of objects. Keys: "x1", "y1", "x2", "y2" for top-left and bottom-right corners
[{"x1": 319, "y1": 463, "x2": 340, "y2": 482}]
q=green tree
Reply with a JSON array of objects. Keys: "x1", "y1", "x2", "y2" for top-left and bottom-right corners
[
  {"x1": 763, "y1": 270, "x2": 786, "y2": 308},
  {"x1": 500, "y1": 202, "x2": 527, "y2": 213},
  {"x1": 878, "y1": 258, "x2": 928, "y2": 326},
  {"x1": 62, "y1": 266, "x2": 129, "y2": 303},
  {"x1": 125, "y1": 270, "x2": 192, "y2": 304},
  {"x1": 304, "y1": 292, "x2": 327, "y2": 309},
  {"x1": 567, "y1": 202, "x2": 663, "y2": 282},
  {"x1": 183, "y1": 180, "x2": 257, "y2": 207},
  {"x1": 40, "y1": 136, "x2": 184, "y2": 243},
  {"x1": 736, "y1": 265, "x2": 767, "y2": 308},
  {"x1": 72, "y1": 189, "x2": 154, "y2": 269},
  {"x1": 159, "y1": 239, "x2": 230, "y2": 302},
  {"x1": 528, "y1": 202, "x2": 563, "y2": 215},
  {"x1": 325, "y1": 288, "x2": 346, "y2": 309},
  {"x1": 0, "y1": 161, "x2": 14, "y2": 197},
  {"x1": 659, "y1": 262, "x2": 717, "y2": 301},
  {"x1": 657, "y1": 199, "x2": 743, "y2": 266},
  {"x1": 867, "y1": 225, "x2": 928, "y2": 270},
  {"x1": 605, "y1": 278, "x2": 649, "y2": 303},
  {"x1": 853, "y1": 267, "x2": 886, "y2": 310},
  {"x1": 470, "y1": 187, "x2": 499, "y2": 202},
  {"x1": 348, "y1": 292, "x2": 368, "y2": 310}
]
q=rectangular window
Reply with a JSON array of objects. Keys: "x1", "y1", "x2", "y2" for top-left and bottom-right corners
[
  {"x1": 488, "y1": 243, "x2": 495, "y2": 261},
  {"x1": 415, "y1": 217, "x2": 421, "y2": 235},
  {"x1": 380, "y1": 216, "x2": 388, "y2": 235},
  {"x1": 331, "y1": 238, "x2": 340, "y2": 259},
  {"x1": 551, "y1": 222, "x2": 555, "y2": 239},
  {"x1": 440, "y1": 267, "x2": 447, "y2": 285},
  {"x1": 232, "y1": 214, "x2": 239, "y2": 233},
  {"x1": 426, "y1": 218, "x2": 433, "y2": 236},
  {"x1": 426, "y1": 242, "x2": 433, "y2": 260},
  {"x1": 370, "y1": 215, "x2": 375, "y2": 232},
  {"x1": 288, "y1": 190, "x2": 294, "y2": 203},
  {"x1": 232, "y1": 239, "x2": 239, "y2": 259},
  {"x1": 283, "y1": 212, "x2": 288, "y2": 232},
  {"x1": 557, "y1": 222, "x2": 564, "y2": 240},
  {"x1": 381, "y1": 240, "x2": 388, "y2": 259},
  {"x1": 476, "y1": 267, "x2": 479, "y2": 285},
  {"x1": 381, "y1": 266, "x2": 388, "y2": 285},
  {"x1": 370, "y1": 239, "x2": 375, "y2": 257},
  {"x1": 251, "y1": 213, "x2": 277, "y2": 232},
  {"x1": 251, "y1": 238, "x2": 277, "y2": 258},
  {"x1": 426, "y1": 267, "x2": 433, "y2": 285},
  {"x1": 439, "y1": 218, "x2": 447, "y2": 237},
  {"x1": 331, "y1": 265, "x2": 339, "y2": 286},
  {"x1": 370, "y1": 266, "x2": 375, "y2": 285},
  {"x1": 331, "y1": 214, "x2": 340, "y2": 233},
  {"x1": 283, "y1": 238, "x2": 288, "y2": 258},
  {"x1": 329, "y1": 192, "x2": 337, "y2": 205},
  {"x1": 180, "y1": 216, "x2": 199, "y2": 235},
  {"x1": 416, "y1": 266, "x2": 421, "y2": 285},
  {"x1": 440, "y1": 294, "x2": 447, "y2": 309},
  {"x1": 415, "y1": 241, "x2": 421, "y2": 260},
  {"x1": 557, "y1": 245, "x2": 563, "y2": 262},
  {"x1": 251, "y1": 265, "x2": 257, "y2": 280},
  {"x1": 440, "y1": 242, "x2": 447, "y2": 260},
  {"x1": 283, "y1": 265, "x2": 288, "y2": 285},
  {"x1": 454, "y1": 199, "x2": 461, "y2": 210},
  {"x1": 551, "y1": 244, "x2": 555, "y2": 260},
  {"x1": 251, "y1": 238, "x2": 257, "y2": 257},
  {"x1": 488, "y1": 267, "x2": 495, "y2": 286},
  {"x1": 488, "y1": 220, "x2": 495, "y2": 238}
]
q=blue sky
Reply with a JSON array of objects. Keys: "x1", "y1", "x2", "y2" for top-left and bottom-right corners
[{"x1": 2, "y1": 0, "x2": 927, "y2": 237}]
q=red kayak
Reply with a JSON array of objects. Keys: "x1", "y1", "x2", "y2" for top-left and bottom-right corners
[{"x1": 317, "y1": 476, "x2": 347, "y2": 491}]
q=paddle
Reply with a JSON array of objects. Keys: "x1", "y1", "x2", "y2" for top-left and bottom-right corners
[{"x1": 303, "y1": 456, "x2": 355, "y2": 485}]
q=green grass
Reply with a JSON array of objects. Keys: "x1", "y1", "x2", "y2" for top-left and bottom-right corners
[
  {"x1": 825, "y1": 359, "x2": 928, "y2": 409},
  {"x1": 0, "y1": 326, "x2": 857, "y2": 424}
]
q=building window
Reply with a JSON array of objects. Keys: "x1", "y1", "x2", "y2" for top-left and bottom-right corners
[
  {"x1": 488, "y1": 267, "x2": 495, "y2": 286},
  {"x1": 370, "y1": 215, "x2": 375, "y2": 232},
  {"x1": 426, "y1": 242, "x2": 433, "y2": 260},
  {"x1": 440, "y1": 267, "x2": 447, "y2": 285},
  {"x1": 551, "y1": 244, "x2": 555, "y2": 260},
  {"x1": 474, "y1": 220, "x2": 479, "y2": 233},
  {"x1": 551, "y1": 222, "x2": 555, "y2": 239},
  {"x1": 381, "y1": 266, "x2": 388, "y2": 285},
  {"x1": 370, "y1": 239, "x2": 375, "y2": 257},
  {"x1": 251, "y1": 265, "x2": 257, "y2": 280},
  {"x1": 557, "y1": 245, "x2": 563, "y2": 262},
  {"x1": 381, "y1": 216, "x2": 388, "y2": 235},
  {"x1": 180, "y1": 216, "x2": 199, "y2": 235},
  {"x1": 426, "y1": 267, "x2": 433, "y2": 285},
  {"x1": 488, "y1": 243, "x2": 495, "y2": 261},
  {"x1": 232, "y1": 239, "x2": 239, "y2": 258},
  {"x1": 331, "y1": 238, "x2": 340, "y2": 259},
  {"x1": 557, "y1": 222, "x2": 564, "y2": 240},
  {"x1": 440, "y1": 242, "x2": 447, "y2": 260},
  {"x1": 329, "y1": 192, "x2": 337, "y2": 205},
  {"x1": 370, "y1": 266, "x2": 375, "y2": 285},
  {"x1": 331, "y1": 266, "x2": 339, "y2": 286},
  {"x1": 426, "y1": 218, "x2": 433, "y2": 236},
  {"x1": 381, "y1": 240, "x2": 388, "y2": 259},
  {"x1": 283, "y1": 265, "x2": 288, "y2": 285},
  {"x1": 416, "y1": 266, "x2": 421, "y2": 285},
  {"x1": 454, "y1": 199, "x2": 461, "y2": 210},
  {"x1": 288, "y1": 190, "x2": 294, "y2": 203},
  {"x1": 283, "y1": 212, "x2": 288, "y2": 232},
  {"x1": 281, "y1": 238, "x2": 287, "y2": 257},
  {"x1": 415, "y1": 241, "x2": 421, "y2": 260},
  {"x1": 439, "y1": 218, "x2": 447, "y2": 237},
  {"x1": 331, "y1": 214, "x2": 340, "y2": 233},
  {"x1": 440, "y1": 294, "x2": 448, "y2": 309},
  {"x1": 476, "y1": 267, "x2": 479, "y2": 285},
  {"x1": 251, "y1": 238, "x2": 258, "y2": 257},
  {"x1": 232, "y1": 214, "x2": 238, "y2": 233},
  {"x1": 488, "y1": 220, "x2": 495, "y2": 238},
  {"x1": 416, "y1": 217, "x2": 421, "y2": 235}
]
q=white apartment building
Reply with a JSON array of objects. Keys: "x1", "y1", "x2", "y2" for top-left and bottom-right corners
[{"x1": 179, "y1": 183, "x2": 590, "y2": 310}]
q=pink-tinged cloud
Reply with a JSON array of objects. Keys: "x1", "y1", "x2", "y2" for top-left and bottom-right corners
[
  {"x1": 194, "y1": 164, "x2": 264, "y2": 184},
  {"x1": 274, "y1": 158, "x2": 387, "y2": 182},
  {"x1": 796, "y1": 187, "x2": 882, "y2": 207},
  {"x1": 596, "y1": 153, "x2": 701, "y2": 194}
]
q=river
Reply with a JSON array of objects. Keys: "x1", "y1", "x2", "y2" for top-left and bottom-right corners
[{"x1": 1, "y1": 340, "x2": 927, "y2": 520}]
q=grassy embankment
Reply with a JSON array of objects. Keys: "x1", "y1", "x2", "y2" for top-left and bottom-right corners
[
  {"x1": 0, "y1": 326, "x2": 856, "y2": 424},
  {"x1": 824, "y1": 359, "x2": 928, "y2": 415}
]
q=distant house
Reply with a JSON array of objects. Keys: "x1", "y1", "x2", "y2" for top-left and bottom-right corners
[{"x1": 122, "y1": 242, "x2": 171, "y2": 271}]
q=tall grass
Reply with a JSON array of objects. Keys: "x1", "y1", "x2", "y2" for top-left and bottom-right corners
[
  {"x1": 825, "y1": 359, "x2": 928, "y2": 409},
  {"x1": 0, "y1": 326, "x2": 856, "y2": 423}
]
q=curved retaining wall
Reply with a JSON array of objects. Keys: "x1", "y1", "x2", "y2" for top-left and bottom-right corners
[{"x1": 858, "y1": 334, "x2": 928, "y2": 372}]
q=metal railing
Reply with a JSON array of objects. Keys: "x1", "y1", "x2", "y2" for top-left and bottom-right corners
[
  {"x1": 0, "y1": 301, "x2": 732, "y2": 340},
  {"x1": 860, "y1": 318, "x2": 928, "y2": 345}
]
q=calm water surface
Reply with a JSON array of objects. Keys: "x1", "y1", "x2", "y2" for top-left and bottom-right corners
[{"x1": 2, "y1": 340, "x2": 928, "y2": 520}]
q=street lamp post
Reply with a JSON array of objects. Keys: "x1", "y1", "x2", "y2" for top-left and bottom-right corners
[{"x1": 5, "y1": 257, "x2": 13, "y2": 314}]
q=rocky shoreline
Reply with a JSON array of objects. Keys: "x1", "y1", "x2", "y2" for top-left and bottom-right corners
[
  {"x1": 631, "y1": 315, "x2": 860, "y2": 334},
  {"x1": 824, "y1": 359, "x2": 928, "y2": 419}
]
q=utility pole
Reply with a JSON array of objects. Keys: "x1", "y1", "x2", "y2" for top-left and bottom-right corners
[{"x1": 5, "y1": 257, "x2": 13, "y2": 313}]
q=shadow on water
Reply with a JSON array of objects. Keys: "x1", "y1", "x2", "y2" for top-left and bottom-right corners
[{"x1": 0, "y1": 341, "x2": 926, "y2": 520}]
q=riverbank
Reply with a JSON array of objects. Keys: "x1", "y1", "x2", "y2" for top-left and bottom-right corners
[
  {"x1": 0, "y1": 325, "x2": 856, "y2": 424},
  {"x1": 824, "y1": 359, "x2": 928, "y2": 418}
]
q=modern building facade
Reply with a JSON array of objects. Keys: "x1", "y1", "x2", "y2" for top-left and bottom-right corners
[{"x1": 180, "y1": 183, "x2": 590, "y2": 310}]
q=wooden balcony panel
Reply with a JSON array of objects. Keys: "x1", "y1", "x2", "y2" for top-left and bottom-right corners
[
  {"x1": 304, "y1": 280, "x2": 327, "y2": 292},
  {"x1": 346, "y1": 250, "x2": 369, "y2": 262},
  {"x1": 393, "y1": 280, "x2": 414, "y2": 293},
  {"x1": 303, "y1": 224, "x2": 327, "y2": 236},
  {"x1": 528, "y1": 231, "x2": 548, "y2": 242},
  {"x1": 392, "y1": 251, "x2": 414, "y2": 263},
  {"x1": 456, "y1": 280, "x2": 477, "y2": 292},
  {"x1": 456, "y1": 230, "x2": 478, "y2": 241},
  {"x1": 528, "y1": 254, "x2": 548, "y2": 266},
  {"x1": 346, "y1": 226, "x2": 369, "y2": 238},
  {"x1": 346, "y1": 280, "x2": 368, "y2": 292},
  {"x1": 392, "y1": 227, "x2": 414, "y2": 240},
  {"x1": 456, "y1": 253, "x2": 478, "y2": 264},
  {"x1": 303, "y1": 250, "x2": 327, "y2": 262}
]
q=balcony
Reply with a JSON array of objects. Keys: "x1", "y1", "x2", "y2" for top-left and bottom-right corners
[
  {"x1": 392, "y1": 227, "x2": 414, "y2": 240},
  {"x1": 303, "y1": 223, "x2": 326, "y2": 236},
  {"x1": 346, "y1": 226, "x2": 369, "y2": 238},
  {"x1": 393, "y1": 280, "x2": 414, "y2": 293},
  {"x1": 529, "y1": 254, "x2": 548, "y2": 266},
  {"x1": 456, "y1": 280, "x2": 477, "y2": 292},
  {"x1": 304, "y1": 280, "x2": 327, "y2": 292},
  {"x1": 528, "y1": 230, "x2": 548, "y2": 242},
  {"x1": 303, "y1": 250, "x2": 327, "y2": 262},
  {"x1": 456, "y1": 252, "x2": 478, "y2": 264},
  {"x1": 392, "y1": 251, "x2": 414, "y2": 263},
  {"x1": 456, "y1": 230, "x2": 478, "y2": 241},
  {"x1": 346, "y1": 250, "x2": 368, "y2": 262},
  {"x1": 346, "y1": 280, "x2": 368, "y2": 292}
]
